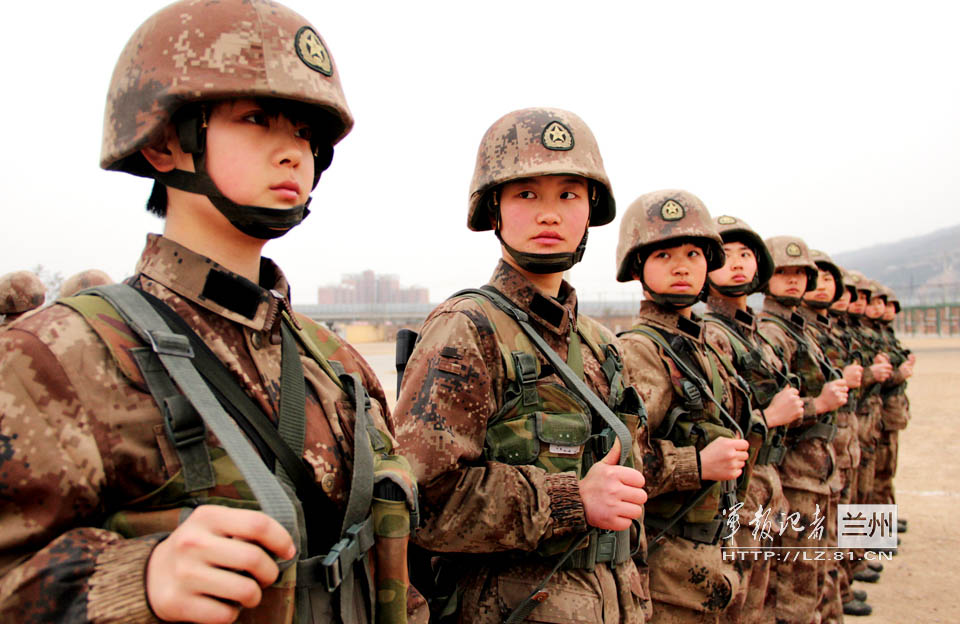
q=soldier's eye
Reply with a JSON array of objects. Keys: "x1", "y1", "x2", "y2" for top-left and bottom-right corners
[
  {"x1": 243, "y1": 112, "x2": 269, "y2": 126},
  {"x1": 295, "y1": 125, "x2": 313, "y2": 141},
  {"x1": 560, "y1": 191, "x2": 578, "y2": 199},
  {"x1": 518, "y1": 191, "x2": 537, "y2": 199}
]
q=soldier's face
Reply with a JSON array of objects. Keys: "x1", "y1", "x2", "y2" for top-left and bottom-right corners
[
  {"x1": 866, "y1": 296, "x2": 886, "y2": 318},
  {"x1": 848, "y1": 291, "x2": 868, "y2": 315},
  {"x1": 831, "y1": 289, "x2": 852, "y2": 312},
  {"x1": 641, "y1": 243, "x2": 707, "y2": 296},
  {"x1": 805, "y1": 268, "x2": 836, "y2": 304},
  {"x1": 498, "y1": 175, "x2": 590, "y2": 260},
  {"x1": 883, "y1": 303, "x2": 897, "y2": 321},
  {"x1": 768, "y1": 266, "x2": 808, "y2": 299},
  {"x1": 709, "y1": 241, "x2": 757, "y2": 288},
  {"x1": 202, "y1": 99, "x2": 315, "y2": 209}
]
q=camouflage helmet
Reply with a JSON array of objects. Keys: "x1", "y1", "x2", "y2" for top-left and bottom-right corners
[
  {"x1": 468, "y1": 108, "x2": 614, "y2": 232},
  {"x1": 807, "y1": 249, "x2": 845, "y2": 304},
  {"x1": 61, "y1": 270, "x2": 114, "y2": 298},
  {"x1": 764, "y1": 236, "x2": 818, "y2": 292},
  {"x1": 101, "y1": 0, "x2": 353, "y2": 174},
  {"x1": 0, "y1": 271, "x2": 46, "y2": 316},
  {"x1": 845, "y1": 269, "x2": 874, "y2": 298},
  {"x1": 616, "y1": 189, "x2": 724, "y2": 283},
  {"x1": 881, "y1": 284, "x2": 901, "y2": 312},
  {"x1": 838, "y1": 267, "x2": 859, "y2": 301},
  {"x1": 711, "y1": 215, "x2": 774, "y2": 293}
]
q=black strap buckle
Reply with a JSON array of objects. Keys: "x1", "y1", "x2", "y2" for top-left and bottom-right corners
[{"x1": 321, "y1": 520, "x2": 372, "y2": 592}]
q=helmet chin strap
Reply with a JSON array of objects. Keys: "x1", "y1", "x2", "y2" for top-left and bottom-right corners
[
  {"x1": 491, "y1": 189, "x2": 591, "y2": 275},
  {"x1": 804, "y1": 298, "x2": 833, "y2": 310},
  {"x1": 154, "y1": 168, "x2": 311, "y2": 240},
  {"x1": 770, "y1": 294, "x2": 803, "y2": 308},
  {"x1": 153, "y1": 106, "x2": 332, "y2": 240},
  {"x1": 709, "y1": 274, "x2": 759, "y2": 298}
]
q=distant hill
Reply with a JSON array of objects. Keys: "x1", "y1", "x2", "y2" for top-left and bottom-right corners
[{"x1": 833, "y1": 224, "x2": 960, "y2": 306}]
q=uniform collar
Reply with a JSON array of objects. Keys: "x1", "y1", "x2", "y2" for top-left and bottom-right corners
[
  {"x1": 636, "y1": 300, "x2": 704, "y2": 343},
  {"x1": 488, "y1": 260, "x2": 577, "y2": 336},
  {"x1": 761, "y1": 296, "x2": 808, "y2": 330},
  {"x1": 135, "y1": 234, "x2": 295, "y2": 333},
  {"x1": 706, "y1": 295, "x2": 757, "y2": 333},
  {"x1": 798, "y1": 304, "x2": 831, "y2": 328}
]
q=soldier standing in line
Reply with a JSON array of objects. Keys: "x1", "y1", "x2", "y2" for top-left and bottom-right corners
[
  {"x1": 826, "y1": 269, "x2": 871, "y2": 616},
  {"x1": 616, "y1": 191, "x2": 751, "y2": 623},
  {"x1": 702, "y1": 215, "x2": 804, "y2": 624},
  {"x1": 757, "y1": 236, "x2": 849, "y2": 624},
  {"x1": 60, "y1": 269, "x2": 114, "y2": 298},
  {"x1": 391, "y1": 108, "x2": 651, "y2": 624},
  {"x1": 0, "y1": 270, "x2": 46, "y2": 328},
  {"x1": 873, "y1": 285, "x2": 914, "y2": 533},
  {"x1": 839, "y1": 271, "x2": 893, "y2": 586},
  {"x1": 800, "y1": 250, "x2": 865, "y2": 623},
  {"x1": 0, "y1": 2, "x2": 418, "y2": 623}
]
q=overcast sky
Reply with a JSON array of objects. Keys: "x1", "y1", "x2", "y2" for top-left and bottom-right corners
[{"x1": 2, "y1": 1, "x2": 958, "y2": 304}]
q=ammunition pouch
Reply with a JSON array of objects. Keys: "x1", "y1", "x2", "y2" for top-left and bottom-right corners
[{"x1": 793, "y1": 421, "x2": 838, "y2": 443}]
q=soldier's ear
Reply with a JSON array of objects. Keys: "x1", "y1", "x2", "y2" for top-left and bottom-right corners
[{"x1": 140, "y1": 124, "x2": 180, "y2": 173}]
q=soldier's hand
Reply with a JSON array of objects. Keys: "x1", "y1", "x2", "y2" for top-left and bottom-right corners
[
  {"x1": 146, "y1": 505, "x2": 296, "y2": 624},
  {"x1": 763, "y1": 386, "x2": 804, "y2": 427},
  {"x1": 843, "y1": 363, "x2": 863, "y2": 389},
  {"x1": 699, "y1": 437, "x2": 749, "y2": 481},
  {"x1": 579, "y1": 438, "x2": 647, "y2": 531},
  {"x1": 870, "y1": 360, "x2": 893, "y2": 383},
  {"x1": 899, "y1": 361, "x2": 914, "y2": 379},
  {"x1": 814, "y1": 379, "x2": 848, "y2": 413}
]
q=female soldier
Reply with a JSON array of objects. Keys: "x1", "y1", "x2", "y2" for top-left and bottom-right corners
[
  {"x1": 702, "y1": 215, "x2": 803, "y2": 623},
  {"x1": 758, "y1": 236, "x2": 849, "y2": 623},
  {"x1": 615, "y1": 190, "x2": 750, "y2": 623},
  {"x1": 392, "y1": 108, "x2": 650, "y2": 624}
]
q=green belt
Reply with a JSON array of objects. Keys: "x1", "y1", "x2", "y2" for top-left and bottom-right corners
[{"x1": 644, "y1": 515, "x2": 725, "y2": 546}]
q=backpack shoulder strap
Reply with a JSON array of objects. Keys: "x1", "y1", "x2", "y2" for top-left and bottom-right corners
[{"x1": 58, "y1": 294, "x2": 146, "y2": 386}]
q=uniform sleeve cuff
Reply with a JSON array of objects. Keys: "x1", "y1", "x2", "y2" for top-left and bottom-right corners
[
  {"x1": 544, "y1": 472, "x2": 587, "y2": 536},
  {"x1": 87, "y1": 535, "x2": 167, "y2": 624},
  {"x1": 675, "y1": 447, "x2": 701, "y2": 491},
  {"x1": 801, "y1": 397, "x2": 818, "y2": 422}
]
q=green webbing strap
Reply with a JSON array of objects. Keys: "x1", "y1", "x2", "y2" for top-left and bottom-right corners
[
  {"x1": 130, "y1": 349, "x2": 215, "y2": 492},
  {"x1": 332, "y1": 370, "x2": 376, "y2": 624},
  {"x1": 276, "y1": 323, "x2": 306, "y2": 487},
  {"x1": 760, "y1": 314, "x2": 841, "y2": 381},
  {"x1": 86, "y1": 285, "x2": 300, "y2": 569},
  {"x1": 454, "y1": 287, "x2": 633, "y2": 466},
  {"x1": 567, "y1": 329, "x2": 584, "y2": 381},
  {"x1": 623, "y1": 326, "x2": 743, "y2": 438},
  {"x1": 705, "y1": 315, "x2": 793, "y2": 389}
]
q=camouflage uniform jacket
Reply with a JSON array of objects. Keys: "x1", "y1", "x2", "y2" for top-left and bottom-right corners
[
  {"x1": 877, "y1": 322, "x2": 910, "y2": 430},
  {"x1": 704, "y1": 298, "x2": 789, "y2": 529},
  {"x1": 619, "y1": 301, "x2": 741, "y2": 615},
  {"x1": 758, "y1": 299, "x2": 836, "y2": 494},
  {"x1": 391, "y1": 260, "x2": 649, "y2": 623},
  {"x1": 0, "y1": 235, "x2": 410, "y2": 623}
]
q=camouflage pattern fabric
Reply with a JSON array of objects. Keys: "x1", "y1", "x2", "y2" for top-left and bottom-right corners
[
  {"x1": 0, "y1": 270, "x2": 45, "y2": 326},
  {"x1": 619, "y1": 301, "x2": 740, "y2": 623},
  {"x1": 758, "y1": 298, "x2": 834, "y2": 623},
  {"x1": 703, "y1": 297, "x2": 789, "y2": 624},
  {"x1": 0, "y1": 235, "x2": 416, "y2": 623},
  {"x1": 101, "y1": 0, "x2": 353, "y2": 174},
  {"x1": 615, "y1": 190, "x2": 725, "y2": 283},
  {"x1": 390, "y1": 260, "x2": 650, "y2": 624},
  {"x1": 60, "y1": 270, "x2": 113, "y2": 298},
  {"x1": 467, "y1": 108, "x2": 614, "y2": 231}
]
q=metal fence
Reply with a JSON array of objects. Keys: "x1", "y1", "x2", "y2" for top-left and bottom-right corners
[{"x1": 894, "y1": 304, "x2": 960, "y2": 336}]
